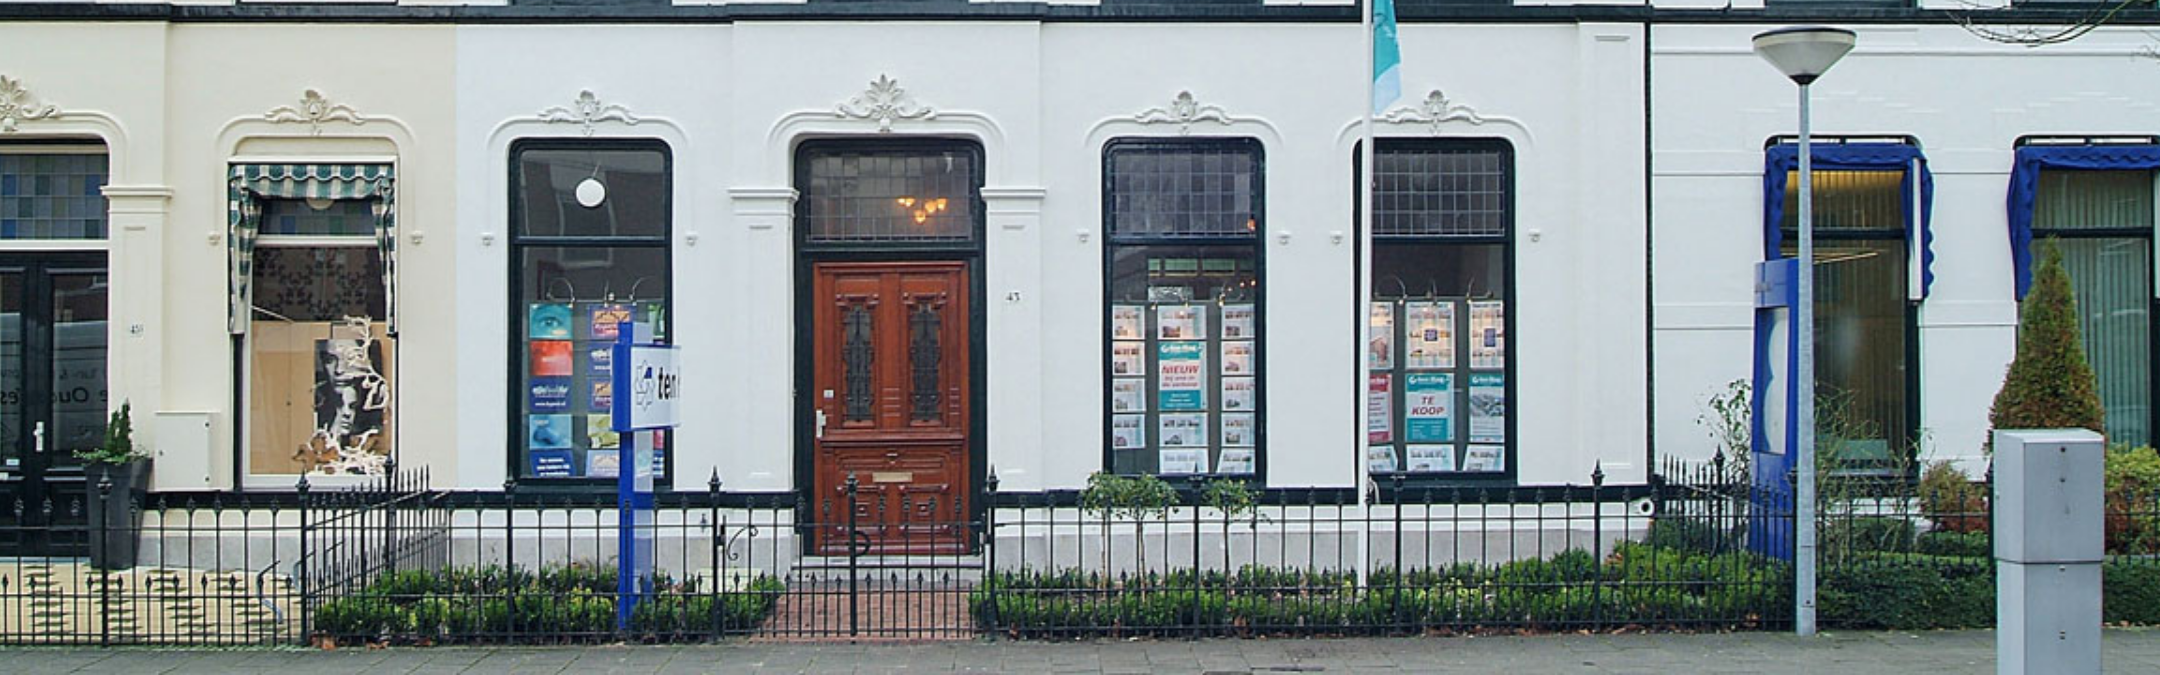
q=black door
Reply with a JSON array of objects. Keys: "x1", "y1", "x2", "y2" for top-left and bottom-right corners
[{"x1": 1, "y1": 252, "x2": 108, "y2": 556}]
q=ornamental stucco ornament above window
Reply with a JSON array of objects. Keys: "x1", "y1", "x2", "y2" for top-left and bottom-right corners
[
  {"x1": 264, "y1": 89, "x2": 369, "y2": 135},
  {"x1": 836, "y1": 75, "x2": 937, "y2": 133},
  {"x1": 1379, "y1": 90, "x2": 1491, "y2": 134},
  {"x1": 1133, "y1": 91, "x2": 1232, "y2": 134},
  {"x1": 0, "y1": 75, "x2": 60, "y2": 133},
  {"x1": 539, "y1": 90, "x2": 641, "y2": 136}
]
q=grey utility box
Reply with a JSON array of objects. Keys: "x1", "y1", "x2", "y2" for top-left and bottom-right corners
[{"x1": 1993, "y1": 428, "x2": 2104, "y2": 675}]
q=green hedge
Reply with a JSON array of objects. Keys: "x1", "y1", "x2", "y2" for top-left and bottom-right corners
[{"x1": 313, "y1": 564, "x2": 783, "y2": 643}]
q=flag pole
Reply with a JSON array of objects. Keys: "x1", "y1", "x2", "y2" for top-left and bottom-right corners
[{"x1": 1356, "y1": 0, "x2": 1378, "y2": 587}]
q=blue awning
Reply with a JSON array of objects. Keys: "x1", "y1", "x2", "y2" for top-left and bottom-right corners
[
  {"x1": 2007, "y1": 144, "x2": 2160, "y2": 299},
  {"x1": 1763, "y1": 143, "x2": 1935, "y2": 299}
]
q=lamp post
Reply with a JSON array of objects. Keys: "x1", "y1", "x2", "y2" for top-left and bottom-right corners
[{"x1": 1753, "y1": 24, "x2": 1855, "y2": 638}]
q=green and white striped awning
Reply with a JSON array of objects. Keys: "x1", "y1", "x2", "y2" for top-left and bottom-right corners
[{"x1": 227, "y1": 163, "x2": 398, "y2": 334}]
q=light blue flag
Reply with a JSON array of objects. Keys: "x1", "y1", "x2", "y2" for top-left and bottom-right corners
[{"x1": 1372, "y1": 0, "x2": 1402, "y2": 115}]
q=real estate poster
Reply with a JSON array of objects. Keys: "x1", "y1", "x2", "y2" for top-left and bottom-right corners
[
  {"x1": 1222, "y1": 377, "x2": 1256, "y2": 412},
  {"x1": 590, "y1": 381, "x2": 614, "y2": 410},
  {"x1": 1221, "y1": 341, "x2": 1254, "y2": 376},
  {"x1": 530, "y1": 340, "x2": 573, "y2": 377},
  {"x1": 586, "y1": 449, "x2": 621, "y2": 478},
  {"x1": 1469, "y1": 301, "x2": 1506, "y2": 370},
  {"x1": 586, "y1": 413, "x2": 619, "y2": 449},
  {"x1": 1367, "y1": 374, "x2": 1393, "y2": 444},
  {"x1": 588, "y1": 345, "x2": 613, "y2": 377},
  {"x1": 529, "y1": 449, "x2": 575, "y2": 478},
  {"x1": 1157, "y1": 341, "x2": 1207, "y2": 411},
  {"x1": 1221, "y1": 413, "x2": 1256, "y2": 447},
  {"x1": 1111, "y1": 414, "x2": 1146, "y2": 450},
  {"x1": 1111, "y1": 378, "x2": 1146, "y2": 413},
  {"x1": 1461, "y1": 445, "x2": 1505, "y2": 472},
  {"x1": 1406, "y1": 445, "x2": 1455, "y2": 473},
  {"x1": 528, "y1": 377, "x2": 571, "y2": 412},
  {"x1": 1367, "y1": 445, "x2": 1399, "y2": 473},
  {"x1": 1404, "y1": 372, "x2": 1453, "y2": 443},
  {"x1": 588, "y1": 303, "x2": 632, "y2": 341},
  {"x1": 1112, "y1": 305, "x2": 1144, "y2": 340},
  {"x1": 636, "y1": 301, "x2": 666, "y2": 341},
  {"x1": 1156, "y1": 304, "x2": 1206, "y2": 341},
  {"x1": 1406, "y1": 301, "x2": 1455, "y2": 370},
  {"x1": 1111, "y1": 342, "x2": 1144, "y2": 377},
  {"x1": 1217, "y1": 448, "x2": 1256, "y2": 475},
  {"x1": 527, "y1": 414, "x2": 573, "y2": 450},
  {"x1": 1159, "y1": 413, "x2": 1208, "y2": 448},
  {"x1": 528, "y1": 303, "x2": 573, "y2": 339},
  {"x1": 1369, "y1": 302, "x2": 1396, "y2": 371},
  {"x1": 1159, "y1": 448, "x2": 1206, "y2": 475},
  {"x1": 1468, "y1": 373, "x2": 1506, "y2": 443},
  {"x1": 1221, "y1": 304, "x2": 1255, "y2": 340}
]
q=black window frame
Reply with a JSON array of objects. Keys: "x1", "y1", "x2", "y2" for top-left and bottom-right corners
[
  {"x1": 1356, "y1": 137, "x2": 1520, "y2": 488},
  {"x1": 1100, "y1": 136, "x2": 1267, "y2": 481},
  {"x1": 505, "y1": 137, "x2": 674, "y2": 488}
]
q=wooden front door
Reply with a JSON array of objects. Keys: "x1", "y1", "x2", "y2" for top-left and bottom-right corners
[{"x1": 810, "y1": 261, "x2": 971, "y2": 555}]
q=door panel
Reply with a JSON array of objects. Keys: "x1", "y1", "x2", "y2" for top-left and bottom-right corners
[
  {"x1": 811, "y1": 261, "x2": 970, "y2": 555},
  {"x1": 0, "y1": 255, "x2": 106, "y2": 557}
]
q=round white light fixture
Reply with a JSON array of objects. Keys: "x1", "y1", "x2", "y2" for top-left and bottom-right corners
[
  {"x1": 575, "y1": 177, "x2": 607, "y2": 208},
  {"x1": 1752, "y1": 26, "x2": 1857, "y2": 85},
  {"x1": 305, "y1": 197, "x2": 337, "y2": 212}
]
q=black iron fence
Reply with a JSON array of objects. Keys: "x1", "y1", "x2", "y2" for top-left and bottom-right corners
[{"x1": 3, "y1": 455, "x2": 2156, "y2": 645}]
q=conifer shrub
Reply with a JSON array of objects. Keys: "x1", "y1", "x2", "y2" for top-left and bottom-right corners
[{"x1": 1988, "y1": 239, "x2": 2104, "y2": 449}]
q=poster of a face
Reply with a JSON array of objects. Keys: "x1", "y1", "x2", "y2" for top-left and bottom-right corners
[
  {"x1": 1406, "y1": 301, "x2": 1455, "y2": 370},
  {"x1": 1468, "y1": 373, "x2": 1506, "y2": 443},
  {"x1": 1111, "y1": 414, "x2": 1146, "y2": 450},
  {"x1": 1222, "y1": 377, "x2": 1255, "y2": 411},
  {"x1": 1462, "y1": 445, "x2": 1505, "y2": 472},
  {"x1": 1407, "y1": 445, "x2": 1456, "y2": 472},
  {"x1": 528, "y1": 303, "x2": 573, "y2": 339},
  {"x1": 1111, "y1": 305, "x2": 1144, "y2": 340},
  {"x1": 1222, "y1": 304, "x2": 1255, "y2": 340},
  {"x1": 528, "y1": 414, "x2": 573, "y2": 450},
  {"x1": 310, "y1": 331, "x2": 393, "y2": 475},
  {"x1": 1217, "y1": 448, "x2": 1256, "y2": 475},
  {"x1": 1156, "y1": 304, "x2": 1206, "y2": 340},
  {"x1": 1159, "y1": 448, "x2": 1206, "y2": 475},
  {"x1": 1221, "y1": 413, "x2": 1256, "y2": 447},
  {"x1": 1111, "y1": 378, "x2": 1146, "y2": 413},
  {"x1": 1469, "y1": 301, "x2": 1506, "y2": 370},
  {"x1": 1367, "y1": 445, "x2": 1399, "y2": 473},
  {"x1": 531, "y1": 341, "x2": 573, "y2": 377},
  {"x1": 1111, "y1": 342, "x2": 1144, "y2": 377},
  {"x1": 1221, "y1": 341, "x2": 1254, "y2": 376},
  {"x1": 589, "y1": 303, "x2": 632, "y2": 340},
  {"x1": 1369, "y1": 302, "x2": 1395, "y2": 371},
  {"x1": 1159, "y1": 413, "x2": 1208, "y2": 448}
]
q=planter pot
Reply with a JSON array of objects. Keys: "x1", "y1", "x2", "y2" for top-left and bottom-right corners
[{"x1": 84, "y1": 459, "x2": 151, "y2": 570}]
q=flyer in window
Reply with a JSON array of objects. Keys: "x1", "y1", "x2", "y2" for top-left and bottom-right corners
[
  {"x1": 1112, "y1": 305, "x2": 1145, "y2": 340},
  {"x1": 1221, "y1": 341, "x2": 1255, "y2": 376},
  {"x1": 1404, "y1": 372, "x2": 1454, "y2": 443},
  {"x1": 1468, "y1": 372, "x2": 1506, "y2": 443},
  {"x1": 586, "y1": 413, "x2": 620, "y2": 449},
  {"x1": 590, "y1": 380, "x2": 614, "y2": 410},
  {"x1": 1367, "y1": 445, "x2": 1399, "y2": 473},
  {"x1": 1156, "y1": 304, "x2": 1206, "y2": 341},
  {"x1": 1221, "y1": 304, "x2": 1256, "y2": 340},
  {"x1": 588, "y1": 303, "x2": 633, "y2": 341},
  {"x1": 1222, "y1": 377, "x2": 1256, "y2": 412},
  {"x1": 1160, "y1": 448, "x2": 1206, "y2": 475},
  {"x1": 1111, "y1": 342, "x2": 1145, "y2": 377},
  {"x1": 1469, "y1": 301, "x2": 1505, "y2": 370},
  {"x1": 1111, "y1": 414, "x2": 1146, "y2": 450},
  {"x1": 1217, "y1": 448, "x2": 1256, "y2": 475},
  {"x1": 1462, "y1": 445, "x2": 1505, "y2": 472},
  {"x1": 1406, "y1": 445, "x2": 1456, "y2": 473},
  {"x1": 528, "y1": 377, "x2": 571, "y2": 412},
  {"x1": 587, "y1": 449, "x2": 621, "y2": 478},
  {"x1": 1156, "y1": 341, "x2": 1208, "y2": 411},
  {"x1": 1369, "y1": 302, "x2": 1396, "y2": 371},
  {"x1": 637, "y1": 301, "x2": 666, "y2": 341},
  {"x1": 1111, "y1": 378, "x2": 1146, "y2": 413},
  {"x1": 1367, "y1": 374, "x2": 1393, "y2": 444},
  {"x1": 1159, "y1": 413, "x2": 1209, "y2": 448},
  {"x1": 1221, "y1": 413, "x2": 1256, "y2": 447},
  {"x1": 527, "y1": 414, "x2": 573, "y2": 450},
  {"x1": 529, "y1": 449, "x2": 575, "y2": 478},
  {"x1": 1406, "y1": 301, "x2": 1455, "y2": 370},
  {"x1": 528, "y1": 303, "x2": 573, "y2": 340},
  {"x1": 530, "y1": 340, "x2": 573, "y2": 377},
  {"x1": 588, "y1": 345, "x2": 613, "y2": 377}
]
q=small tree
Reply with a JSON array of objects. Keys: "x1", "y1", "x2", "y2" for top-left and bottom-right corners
[{"x1": 1988, "y1": 239, "x2": 2105, "y2": 449}]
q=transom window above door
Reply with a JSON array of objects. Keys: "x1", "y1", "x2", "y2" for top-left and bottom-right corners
[{"x1": 798, "y1": 142, "x2": 982, "y2": 245}]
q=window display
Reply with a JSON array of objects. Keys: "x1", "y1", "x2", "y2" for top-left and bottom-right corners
[{"x1": 247, "y1": 205, "x2": 396, "y2": 478}]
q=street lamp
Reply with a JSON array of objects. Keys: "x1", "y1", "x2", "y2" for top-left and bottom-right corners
[{"x1": 1754, "y1": 25, "x2": 1855, "y2": 638}]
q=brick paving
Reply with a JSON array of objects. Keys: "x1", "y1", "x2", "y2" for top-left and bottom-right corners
[{"x1": 5, "y1": 628, "x2": 2160, "y2": 674}]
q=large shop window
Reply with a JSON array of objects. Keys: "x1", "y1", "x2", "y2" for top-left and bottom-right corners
[
  {"x1": 1103, "y1": 138, "x2": 1264, "y2": 477},
  {"x1": 1764, "y1": 142, "x2": 1933, "y2": 474},
  {"x1": 1362, "y1": 139, "x2": 1514, "y2": 479},
  {"x1": 510, "y1": 140, "x2": 670, "y2": 483},
  {"x1": 2008, "y1": 141, "x2": 2160, "y2": 447},
  {"x1": 229, "y1": 164, "x2": 398, "y2": 480}
]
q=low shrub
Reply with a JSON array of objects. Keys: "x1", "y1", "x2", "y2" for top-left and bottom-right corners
[
  {"x1": 312, "y1": 564, "x2": 783, "y2": 644},
  {"x1": 1645, "y1": 517, "x2": 1737, "y2": 554},
  {"x1": 1915, "y1": 530, "x2": 1990, "y2": 558},
  {"x1": 1821, "y1": 516, "x2": 1915, "y2": 560},
  {"x1": 2106, "y1": 445, "x2": 2160, "y2": 555},
  {"x1": 1820, "y1": 553, "x2": 1993, "y2": 630},
  {"x1": 1918, "y1": 461, "x2": 1988, "y2": 534}
]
